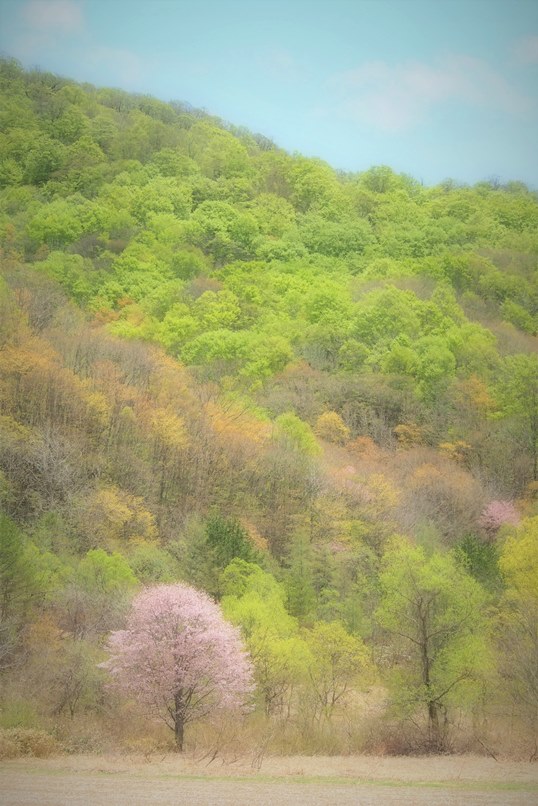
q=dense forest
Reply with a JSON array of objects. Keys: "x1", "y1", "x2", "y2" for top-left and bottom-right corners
[{"x1": 0, "y1": 57, "x2": 537, "y2": 759}]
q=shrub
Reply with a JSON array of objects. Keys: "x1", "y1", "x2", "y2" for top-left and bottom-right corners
[
  {"x1": 0, "y1": 728, "x2": 59, "y2": 758},
  {"x1": 0, "y1": 698, "x2": 39, "y2": 729},
  {"x1": 314, "y1": 411, "x2": 350, "y2": 445},
  {"x1": 0, "y1": 732, "x2": 19, "y2": 759}
]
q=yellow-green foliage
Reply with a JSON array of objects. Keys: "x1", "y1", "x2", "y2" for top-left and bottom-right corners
[{"x1": 0, "y1": 58, "x2": 537, "y2": 758}]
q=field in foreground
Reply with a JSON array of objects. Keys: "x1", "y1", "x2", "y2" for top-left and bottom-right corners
[{"x1": 1, "y1": 754, "x2": 537, "y2": 806}]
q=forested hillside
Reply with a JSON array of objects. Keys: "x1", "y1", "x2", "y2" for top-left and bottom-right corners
[{"x1": 0, "y1": 58, "x2": 537, "y2": 758}]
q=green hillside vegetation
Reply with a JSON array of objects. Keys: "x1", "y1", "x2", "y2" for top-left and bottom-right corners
[{"x1": 0, "y1": 58, "x2": 537, "y2": 758}]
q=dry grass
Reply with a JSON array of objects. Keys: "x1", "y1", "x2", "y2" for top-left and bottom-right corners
[
  {"x1": 0, "y1": 729, "x2": 59, "y2": 759},
  {"x1": 2, "y1": 751, "x2": 536, "y2": 783},
  {"x1": 1, "y1": 752, "x2": 537, "y2": 806}
]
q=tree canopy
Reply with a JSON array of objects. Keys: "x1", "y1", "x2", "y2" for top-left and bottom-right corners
[
  {"x1": 0, "y1": 58, "x2": 536, "y2": 758},
  {"x1": 104, "y1": 583, "x2": 254, "y2": 750}
]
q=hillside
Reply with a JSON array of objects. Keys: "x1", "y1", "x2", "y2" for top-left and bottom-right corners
[{"x1": 0, "y1": 58, "x2": 537, "y2": 758}]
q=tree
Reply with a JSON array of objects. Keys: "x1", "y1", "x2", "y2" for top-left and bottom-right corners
[
  {"x1": 27, "y1": 198, "x2": 85, "y2": 248},
  {"x1": 23, "y1": 135, "x2": 66, "y2": 184},
  {"x1": 284, "y1": 534, "x2": 316, "y2": 621},
  {"x1": 205, "y1": 515, "x2": 259, "y2": 587},
  {"x1": 497, "y1": 517, "x2": 538, "y2": 754},
  {"x1": 57, "y1": 549, "x2": 137, "y2": 639},
  {"x1": 221, "y1": 560, "x2": 308, "y2": 717},
  {"x1": 376, "y1": 538, "x2": 492, "y2": 751},
  {"x1": 0, "y1": 514, "x2": 36, "y2": 622},
  {"x1": 314, "y1": 411, "x2": 350, "y2": 445},
  {"x1": 497, "y1": 355, "x2": 538, "y2": 482},
  {"x1": 187, "y1": 201, "x2": 258, "y2": 264},
  {"x1": 305, "y1": 620, "x2": 371, "y2": 721},
  {"x1": 478, "y1": 500, "x2": 519, "y2": 539},
  {"x1": 104, "y1": 583, "x2": 254, "y2": 750},
  {"x1": 274, "y1": 412, "x2": 321, "y2": 457},
  {"x1": 455, "y1": 534, "x2": 501, "y2": 592},
  {"x1": 0, "y1": 514, "x2": 41, "y2": 667},
  {"x1": 299, "y1": 213, "x2": 373, "y2": 256}
]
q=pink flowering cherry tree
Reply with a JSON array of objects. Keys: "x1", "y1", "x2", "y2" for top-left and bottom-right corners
[
  {"x1": 479, "y1": 500, "x2": 520, "y2": 539},
  {"x1": 103, "y1": 583, "x2": 254, "y2": 750}
]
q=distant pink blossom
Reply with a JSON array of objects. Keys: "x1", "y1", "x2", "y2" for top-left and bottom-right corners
[
  {"x1": 103, "y1": 584, "x2": 254, "y2": 749},
  {"x1": 479, "y1": 500, "x2": 520, "y2": 536}
]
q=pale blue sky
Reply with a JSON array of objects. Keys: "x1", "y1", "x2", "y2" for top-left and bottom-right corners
[{"x1": 1, "y1": 0, "x2": 537, "y2": 186}]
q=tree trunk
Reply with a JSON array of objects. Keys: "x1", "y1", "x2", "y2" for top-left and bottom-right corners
[
  {"x1": 174, "y1": 692, "x2": 185, "y2": 752},
  {"x1": 419, "y1": 601, "x2": 442, "y2": 750},
  {"x1": 427, "y1": 698, "x2": 441, "y2": 749},
  {"x1": 530, "y1": 409, "x2": 537, "y2": 481}
]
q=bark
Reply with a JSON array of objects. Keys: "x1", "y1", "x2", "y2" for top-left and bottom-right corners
[
  {"x1": 174, "y1": 691, "x2": 185, "y2": 752},
  {"x1": 418, "y1": 598, "x2": 442, "y2": 749}
]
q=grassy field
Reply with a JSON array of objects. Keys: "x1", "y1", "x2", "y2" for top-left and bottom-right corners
[{"x1": 2, "y1": 754, "x2": 537, "y2": 805}]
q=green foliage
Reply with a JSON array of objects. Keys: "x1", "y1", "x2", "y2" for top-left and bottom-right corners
[
  {"x1": 127, "y1": 540, "x2": 178, "y2": 584},
  {"x1": 0, "y1": 514, "x2": 41, "y2": 620},
  {"x1": 376, "y1": 538, "x2": 493, "y2": 749},
  {"x1": 76, "y1": 549, "x2": 138, "y2": 594},
  {"x1": 414, "y1": 335, "x2": 456, "y2": 400},
  {"x1": 284, "y1": 534, "x2": 316, "y2": 621},
  {"x1": 299, "y1": 213, "x2": 373, "y2": 257},
  {"x1": 455, "y1": 534, "x2": 501, "y2": 591},
  {"x1": 496, "y1": 354, "x2": 538, "y2": 482},
  {"x1": 27, "y1": 199, "x2": 85, "y2": 247},
  {"x1": 498, "y1": 517, "x2": 538, "y2": 602},
  {"x1": 206, "y1": 515, "x2": 258, "y2": 571},
  {"x1": 0, "y1": 60, "x2": 537, "y2": 755},
  {"x1": 37, "y1": 252, "x2": 94, "y2": 302},
  {"x1": 0, "y1": 699, "x2": 40, "y2": 730},
  {"x1": 274, "y1": 413, "x2": 321, "y2": 457},
  {"x1": 221, "y1": 559, "x2": 295, "y2": 637},
  {"x1": 23, "y1": 137, "x2": 66, "y2": 185},
  {"x1": 221, "y1": 560, "x2": 309, "y2": 715},
  {"x1": 305, "y1": 621, "x2": 371, "y2": 719},
  {"x1": 496, "y1": 518, "x2": 538, "y2": 737},
  {"x1": 2, "y1": 61, "x2": 534, "y2": 428},
  {"x1": 188, "y1": 201, "x2": 259, "y2": 264},
  {"x1": 354, "y1": 287, "x2": 422, "y2": 346}
]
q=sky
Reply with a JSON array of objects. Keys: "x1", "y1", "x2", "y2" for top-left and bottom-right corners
[{"x1": 1, "y1": 0, "x2": 537, "y2": 187}]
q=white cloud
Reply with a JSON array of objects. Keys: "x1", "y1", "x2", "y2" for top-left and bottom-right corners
[
  {"x1": 12, "y1": 2, "x2": 153, "y2": 93},
  {"x1": 88, "y1": 46, "x2": 150, "y2": 89},
  {"x1": 515, "y1": 35, "x2": 538, "y2": 65},
  {"x1": 262, "y1": 49, "x2": 305, "y2": 82},
  {"x1": 22, "y1": 0, "x2": 84, "y2": 34},
  {"x1": 12, "y1": 0, "x2": 85, "y2": 62},
  {"x1": 330, "y1": 55, "x2": 532, "y2": 132}
]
